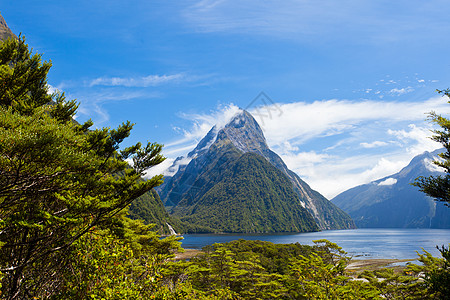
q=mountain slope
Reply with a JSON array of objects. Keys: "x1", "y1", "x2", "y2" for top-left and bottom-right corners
[
  {"x1": 128, "y1": 190, "x2": 176, "y2": 235},
  {"x1": 332, "y1": 149, "x2": 450, "y2": 228},
  {"x1": 0, "y1": 13, "x2": 16, "y2": 41},
  {"x1": 175, "y1": 152, "x2": 319, "y2": 233},
  {"x1": 159, "y1": 110, "x2": 355, "y2": 232}
]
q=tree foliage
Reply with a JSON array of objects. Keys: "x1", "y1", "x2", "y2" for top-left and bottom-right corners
[
  {"x1": 412, "y1": 88, "x2": 450, "y2": 298},
  {"x1": 163, "y1": 239, "x2": 445, "y2": 300},
  {"x1": 426, "y1": 245, "x2": 450, "y2": 299},
  {"x1": 414, "y1": 88, "x2": 450, "y2": 206},
  {"x1": 0, "y1": 36, "x2": 167, "y2": 298}
]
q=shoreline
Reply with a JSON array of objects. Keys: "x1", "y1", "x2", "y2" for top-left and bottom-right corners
[
  {"x1": 174, "y1": 249, "x2": 418, "y2": 272},
  {"x1": 346, "y1": 258, "x2": 416, "y2": 274}
]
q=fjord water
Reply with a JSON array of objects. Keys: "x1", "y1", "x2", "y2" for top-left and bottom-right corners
[{"x1": 180, "y1": 228, "x2": 450, "y2": 259}]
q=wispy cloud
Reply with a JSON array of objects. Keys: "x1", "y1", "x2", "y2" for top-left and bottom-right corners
[
  {"x1": 360, "y1": 141, "x2": 388, "y2": 148},
  {"x1": 75, "y1": 90, "x2": 156, "y2": 125},
  {"x1": 390, "y1": 87, "x2": 414, "y2": 96},
  {"x1": 253, "y1": 97, "x2": 447, "y2": 146},
  {"x1": 88, "y1": 73, "x2": 186, "y2": 87},
  {"x1": 256, "y1": 98, "x2": 445, "y2": 197},
  {"x1": 46, "y1": 84, "x2": 58, "y2": 95},
  {"x1": 144, "y1": 157, "x2": 175, "y2": 179},
  {"x1": 387, "y1": 124, "x2": 440, "y2": 156},
  {"x1": 183, "y1": 0, "x2": 450, "y2": 44},
  {"x1": 64, "y1": 72, "x2": 215, "y2": 126}
]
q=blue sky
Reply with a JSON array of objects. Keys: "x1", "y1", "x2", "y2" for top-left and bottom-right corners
[{"x1": 3, "y1": 0, "x2": 450, "y2": 198}]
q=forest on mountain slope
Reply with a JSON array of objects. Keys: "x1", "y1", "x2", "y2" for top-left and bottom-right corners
[
  {"x1": 0, "y1": 33, "x2": 449, "y2": 299},
  {"x1": 170, "y1": 150, "x2": 319, "y2": 233}
]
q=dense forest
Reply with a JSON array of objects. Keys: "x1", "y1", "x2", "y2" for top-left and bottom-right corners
[
  {"x1": 0, "y1": 36, "x2": 449, "y2": 299},
  {"x1": 172, "y1": 151, "x2": 318, "y2": 233}
]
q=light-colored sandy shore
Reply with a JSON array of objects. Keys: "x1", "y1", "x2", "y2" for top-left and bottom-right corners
[{"x1": 346, "y1": 258, "x2": 416, "y2": 274}]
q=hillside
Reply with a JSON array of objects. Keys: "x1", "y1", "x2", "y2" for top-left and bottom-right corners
[
  {"x1": 128, "y1": 190, "x2": 176, "y2": 234},
  {"x1": 173, "y1": 150, "x2": 318, "y2": 233}
]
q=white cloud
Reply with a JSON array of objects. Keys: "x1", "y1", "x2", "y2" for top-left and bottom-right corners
[
  {"x1": 179, "y1": 104, "x2": 242, "y2": 136},
  {"x1": 280, "y1": 141, "x2": 299, "y2": 153},
  {"x1": 378, "y1": 177, "x2": 397, "y2": 186},
  {"x1": 360, "y1": 141, "x2": 388, "y2": 148},
  {"x1": 144, "y1": 156, "x2": 194, "y2": 179},
  {"x1": 89, "y1": 73, "x2": 186, "y2": 87},
  {"x1": 389, "y1": 86, "x2": 414, "y2": 95},
  {"x1": 388, "y1": 124, "x2": 441, "y2": 156},
  {"x1": 144, "y1": 158, "x2": 175, "y2": 179},
  {"x1": 252, "y1": 96, "x2": 448, "y2": 147},
  {"x1": 360, "y1": 158, "x2": 405, "y2": 182},
  {"x1": 290, "y1": 154, "x2": 408, "y2": 198},
  {"x1": 296, "y1": 123, "x2": 440, "y2": 198},
  {"x1": 259, "y1": 97, "x2": 447, "y2": 197}
]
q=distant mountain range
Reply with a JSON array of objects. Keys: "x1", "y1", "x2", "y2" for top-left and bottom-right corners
[
  {"x1": 156, "y1": 110, "x2": 355, "y2": 233},
  {"x1": 332, "y1": 149, "x2": 450, "y2": 228}
]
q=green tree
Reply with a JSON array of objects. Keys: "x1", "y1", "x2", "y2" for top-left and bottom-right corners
[
  {"x1": 426, "y1": 245, "x2": 450, "y2": 299},
  {"x1": 413, "y1": 88, "x2": 450, "y2": 206},
  {"x1": 57, "y1": 217, "x2": 184, "y2": 300},
  {"x1": 0, "y1": 36, "x2": 165, "y2": 298},
  {"x1": 413, "y1": 88, "x2": 450, "y2": 299}
]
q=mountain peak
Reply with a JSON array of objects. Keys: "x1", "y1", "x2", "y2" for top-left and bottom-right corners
[
  {"x1": 187, "y1": 109, "x2": 267, "y2": 158},
  {"x1": 217, "y1": 109, "x2": 268, "y2": 154}
]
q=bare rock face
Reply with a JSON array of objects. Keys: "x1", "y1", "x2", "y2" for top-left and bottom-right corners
[
  {"x1": 0, "y1": 13, "x2": 17, "y2": 41},
  {"x1": 159, "y1": 109, "x2": 355, "y2": 231}
]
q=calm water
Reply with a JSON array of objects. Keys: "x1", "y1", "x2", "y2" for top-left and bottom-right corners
[{"x1": 180, "y1": 228, "x2": 450, "y2": 259}]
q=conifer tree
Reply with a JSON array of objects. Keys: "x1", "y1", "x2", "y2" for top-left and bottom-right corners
[
  {"x1": 414, "y1": 88, "x2": 450, "y2": 206},
  {"x1": 0, "y1": 36, "x2": 165, "y2": 298},
  {"x1": 413, "y1": 88, "x2": 450, "y2": 300}
]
